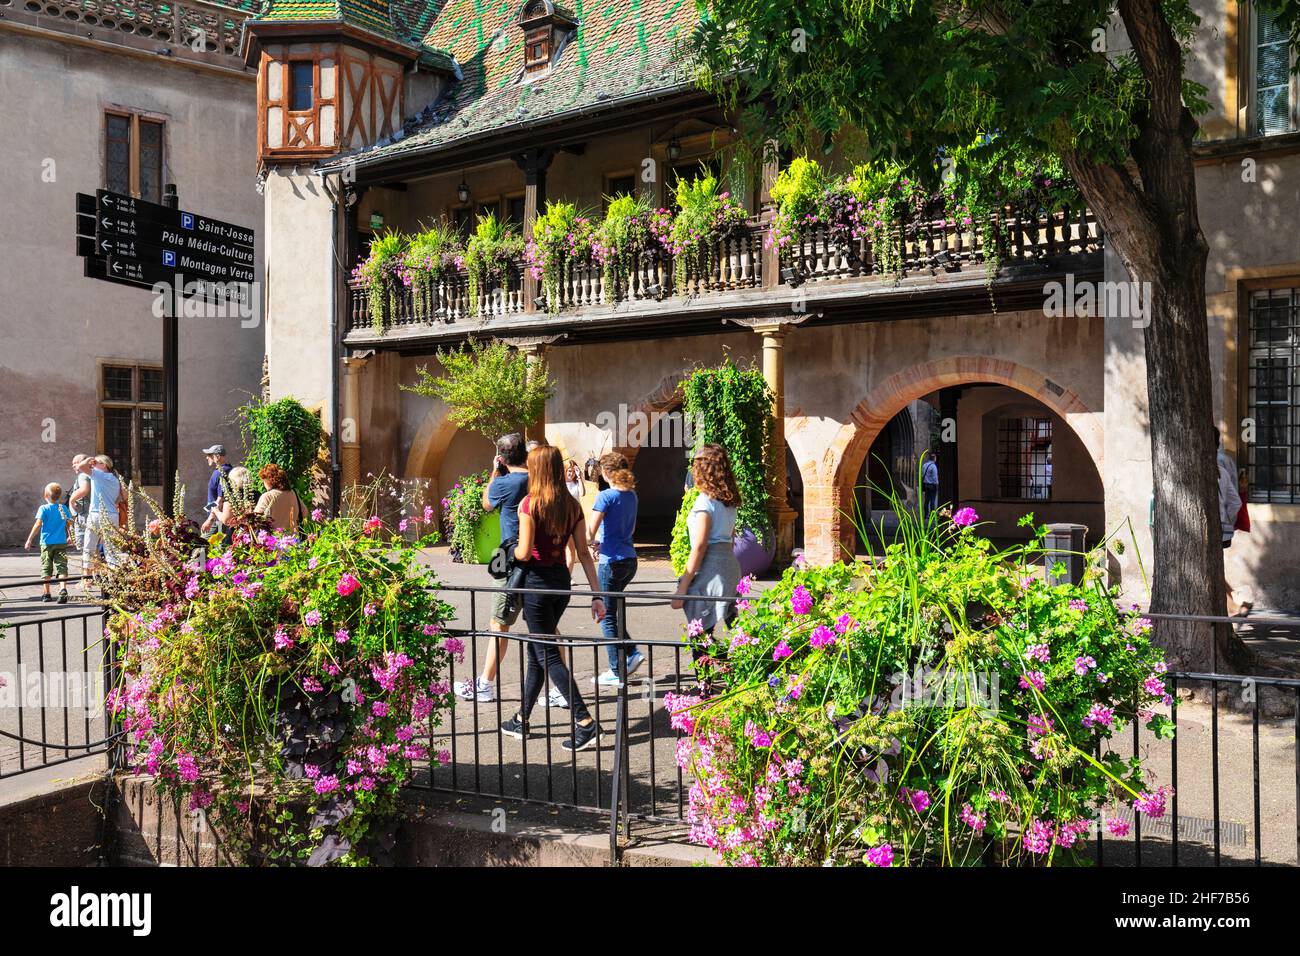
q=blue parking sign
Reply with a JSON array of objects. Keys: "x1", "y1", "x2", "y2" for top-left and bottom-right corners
[
  {"x1": 181, "y1": 213, "x2": 194, "y2": 229},
  {"x1": 163, "y1": 250, "x2": 177, "y2": 267}
]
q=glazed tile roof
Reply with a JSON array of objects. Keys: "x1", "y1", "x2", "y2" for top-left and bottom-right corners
[
  {"x1": 312, "y1": 0, "x2": 699, "y2": 166},
  {"x1": 250, "y1": 0, "x2": 456, "y2": 69}
]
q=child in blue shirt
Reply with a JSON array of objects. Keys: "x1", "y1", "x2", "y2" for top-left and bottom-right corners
[{"x1": 25, "y1": 482, "x2": 73, "y2": 603}]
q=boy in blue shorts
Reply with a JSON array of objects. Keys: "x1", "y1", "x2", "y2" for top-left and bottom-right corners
[{"x1": 24, "y1": 482, "x2": 73, "y2": 603}]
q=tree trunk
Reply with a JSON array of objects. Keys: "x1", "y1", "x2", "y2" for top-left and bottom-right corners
[{"x1": 1054, "y1": 1, "x2": 1251, "y2": 673}]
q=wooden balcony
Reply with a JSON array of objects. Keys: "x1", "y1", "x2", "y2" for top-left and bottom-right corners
[{"x1": 344, "y1": 208, "x2": 1102, "y2": 348}]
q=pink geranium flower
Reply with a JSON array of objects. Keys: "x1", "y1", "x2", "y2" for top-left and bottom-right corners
[
  {"x1": 952, "y1": 507, "x2": 979, "y2": 528},
  {"x1": 865, "y1": 843, "x2": 893, "y2": 867}
]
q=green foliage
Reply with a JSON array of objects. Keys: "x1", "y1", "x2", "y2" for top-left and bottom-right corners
[
  {"x1": 354, "y1": 232, "x2": 407, "y2": 332},
  {"x1": 402, "y1": 222, "x2": 463, "y2": 322},
  {"x1": 846, "y1": 160, "x2": 928, "y2": 277},
  {"x1": 938, "y1": 140, "x2": 1081, "y2": 283},
  {"x1": 671, "y1": 495, "x2": 1171, "y2": 866},
  {"x1": 402, "y1": 338, "x2": 553, "y2": 440},
  {"x1": 670, "y1": 486, "x2": 701, "y2": 576},
  {"x1": 669, "y1": 169, "x2": 750, "y2": 294},
  {"x1": 768, "y1": 156, "x2": 829, "y2": 237},
  {"x1": 670, "y1": 359, "x2": 772, "y2": 558},
  {"x1": 528, "y1": 201, "x2": 595, "y2": 313},
  {"x1": 237, "y1": 397, "x2": 324, "y2": 504},
  {"x1": 686, "y1": 0, "x2": 1190, "y2": 169},
  {"x1": 105, "y1": 500, "x2": 455, "y2": 865},
  {"x1": 592, "y1": 192, "x2": 673, "y2": 298},
  {"x1": 463, "y1": 212, "x2": 524, "y2": 314},
  {"x1": 443, "y1": 470, "x2": 491, "y2": 562}
]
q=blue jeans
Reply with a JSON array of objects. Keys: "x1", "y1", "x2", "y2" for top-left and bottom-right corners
[{"x1": 597, "y1": 557, "x2": 638, "y2": 673}]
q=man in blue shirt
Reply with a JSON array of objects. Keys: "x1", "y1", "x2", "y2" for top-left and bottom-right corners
[
  {"x1": 456, "y1": 433, "x2": 553, "y2": 704},
  {"x1": 921, "y1": 456, "x2": 939, "y2": 514},
  {"x1": 200, "y1": 444, "x2": 233, "y2": 534}
]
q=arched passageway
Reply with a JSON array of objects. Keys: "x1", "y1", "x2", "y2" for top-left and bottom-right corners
[{"x1": 803, "y1": 356, "x2": 1103, "y2": 564}]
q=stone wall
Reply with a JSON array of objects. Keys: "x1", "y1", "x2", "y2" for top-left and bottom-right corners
[{"x1": 0, "y1": 31, "x2": 263, "y2": 542}]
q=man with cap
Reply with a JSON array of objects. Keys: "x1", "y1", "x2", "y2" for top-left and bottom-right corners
[{"x1": 200, "y1": 444, "x2": 232, "y2": 535}]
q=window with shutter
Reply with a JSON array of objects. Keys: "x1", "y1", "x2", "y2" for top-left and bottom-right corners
[{"x1": 1253, "y1": 3, "x2": 1297, "y2": 135}]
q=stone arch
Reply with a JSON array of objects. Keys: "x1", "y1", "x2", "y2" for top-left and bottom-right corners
[
  {"x1": 611, "y1": 369, "x2": 689, "y2": 466},
  {"x1": 804, "y1": 356, "x2": 1103, "y2": 564},
  {"x1": 404, "y1": 406, "x2": 461, "y2": 485},
  {"x1": 403, "y1": 407, "x2": 493, "y2": 523}
]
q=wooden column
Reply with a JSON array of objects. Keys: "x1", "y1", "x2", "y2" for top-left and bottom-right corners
[
  {"x1": 340, "y1": 355, "x2": 368, "y2": 492},
  {"x1": 730, "y1": 314, "x2": 806, "y2": 565},
  {"x1": 759, "y1": 140, "x2": 781, "y2": 291},
  {"x1": 517, "y1": 148, "x2": 555, "y2": 313},
  {"x1": 501, "y1": 334, "x2": 564, "y2": 442}
]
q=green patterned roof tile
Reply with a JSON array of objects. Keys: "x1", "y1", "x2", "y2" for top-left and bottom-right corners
[{"x1": 259, "y1": 0, "x2": 697, "y2": 162}]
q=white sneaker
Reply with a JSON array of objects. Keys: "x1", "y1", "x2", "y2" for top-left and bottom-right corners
[
  {"x1": 593, "y1": 651, "x2": 646, "y2": 687},
  {"x1": 455, "y1": 677, "x2": 495, "y2": 702},
  {"x1": 542, "y1": 687, "x2": 569, "y2": 709}
]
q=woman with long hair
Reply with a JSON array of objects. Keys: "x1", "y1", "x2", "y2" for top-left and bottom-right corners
[
  {"x1": 671, "y1": 444, "x2": 741, "y2": 656},
  {"x1": 588, "y1": 452, "x2": 644, "y2": 686},
  {"x1": 501, "y1": 445, "x2": 607, "y2": 752},
  {"x1": 564, "y1": 458, "x2": 585, "y2": 501}
]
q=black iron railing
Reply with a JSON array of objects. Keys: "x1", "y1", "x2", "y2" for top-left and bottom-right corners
[
  {"x1": 2, "y1": 575, "x2": 1296, "y2": 867},
  {"x1": 0, "y1": 578, "x2": 118, "y2": 780},
  {"x1": 431, "y1": 582, "x2": 725, "y2": 863}
]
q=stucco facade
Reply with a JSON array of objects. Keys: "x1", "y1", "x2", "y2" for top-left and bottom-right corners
[{"x1": 0, "y1": 17, "x2": 265, "y2": 543}]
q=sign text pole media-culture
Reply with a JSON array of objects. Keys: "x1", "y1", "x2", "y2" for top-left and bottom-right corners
[{"x1": 75, "y1": 186, "x2": 256, "y2": 514}]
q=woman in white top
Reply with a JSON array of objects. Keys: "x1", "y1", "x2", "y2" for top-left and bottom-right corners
[
  {"x1": 671, "y1": 444, "x2": 741, "y2": 650},
  {"x1": 68, "y1": 454, "x2": 125, "y2": 574},
  {"x1": 564, "y1": 458, "x2": 585, "y2": 501}
]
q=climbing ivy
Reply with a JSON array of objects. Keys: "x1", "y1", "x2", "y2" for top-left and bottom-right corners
[{"x1": 670, "y1": 359, "x2": 773, "y2": 573}]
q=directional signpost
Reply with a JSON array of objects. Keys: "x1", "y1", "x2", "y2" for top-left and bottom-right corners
[{"x1": 75, "y1": 186, "x2": 257, "y2": 512}]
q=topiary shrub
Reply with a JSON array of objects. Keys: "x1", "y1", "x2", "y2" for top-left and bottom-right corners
[{"x1": 237, "y1": 397, "x2": 325, "y2": 504}]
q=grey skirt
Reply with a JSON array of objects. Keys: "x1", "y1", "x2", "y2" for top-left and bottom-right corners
[{"x1": 683, "y1": 541, "x2": 741, "y2": 632}]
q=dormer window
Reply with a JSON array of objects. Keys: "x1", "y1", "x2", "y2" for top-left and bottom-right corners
[
  {"x1": 518, "y1": 0, "x2": 576, "y2": 77},
  {"x1": 524, "y1": 29, "x2": 550, "y2": 73}
]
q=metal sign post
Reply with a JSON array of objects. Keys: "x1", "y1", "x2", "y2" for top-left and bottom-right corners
[
  {"x1": 74, "y1": 187, "x2": 255, "y2": 519},
  {"x1": 162, "y1": 184, "x2": 179, "y2": 513}
]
